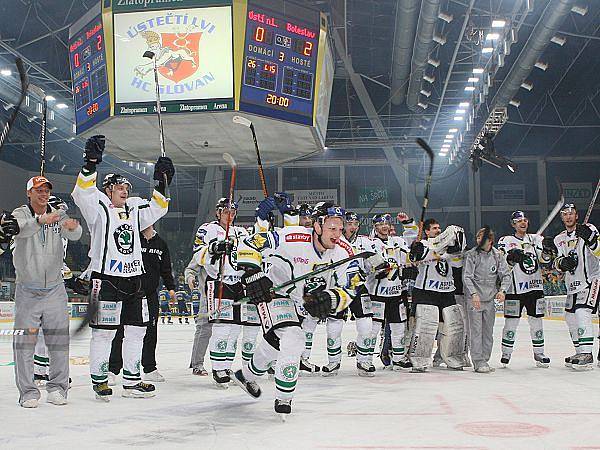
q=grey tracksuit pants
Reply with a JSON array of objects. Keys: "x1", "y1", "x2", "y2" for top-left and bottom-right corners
[
  {"x1": 468, "y1": 300, "x2": 496, "y2": 369},
  {"x1": 190, "y1": 314, "x2": 212, "y2": 369},
  {"x1": 13, "y1": 283, "x2": 70, "y2": 403}
]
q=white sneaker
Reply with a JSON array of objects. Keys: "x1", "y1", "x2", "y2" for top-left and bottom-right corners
[
  {"x1": 47, "y1": 390, "x2": 68, "y2": 406},
  {"x1": 107, "y1": 372, "x2": 117, "y2": 386},
  {"x1": 21, "y1": 398, "x2": 39, "y2": 408},
  {"x1": 144, "y1": 370, "x2": 165, "y2": 382}
]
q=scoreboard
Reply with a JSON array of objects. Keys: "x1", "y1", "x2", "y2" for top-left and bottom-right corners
[
  {"x1": 239, "y1": 2, "x2": 320, "y2": 125},
  {"x1": 68, "y1": 13, "x2": 110, "y2": 134}
]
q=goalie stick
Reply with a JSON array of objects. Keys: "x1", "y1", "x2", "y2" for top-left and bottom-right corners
[
  {"x1": 415, "y1": 138, "x2": 435, "y2": 241},
  {"x1": 0, "y1": 58, "x2": 29, "y2": 152},
  {"x1": 233, "y1": 115, "x2": 268, "y2": 197}
]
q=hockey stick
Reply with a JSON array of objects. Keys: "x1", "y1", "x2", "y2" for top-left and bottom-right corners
[
  {"x1": 415, "y1": 138, "x2": 435, "y2": 241},
  {"x1": 584, "y1": 178, "x2": 600, "y2": 224},
  {"x1": 0, "y1": 58, "x2": 29, "y2": 152},
  {"x1": 216, "y1": 250, "x2": 376, "y2": 310},
  {"x1": 233, "y1": 115, "x2": 268, "y2": 197},
  {"x1": 27, "y1": 85, "x2": 48, "y2": 176},
  {"x1": 536, "y1": 179, "x2": 564, "y2": 235},
  {"x1": 143, "y1": 51, "x2": 169, "y2": 198},
  {"x1": 214, "y1": 153, "x2": 237, "y2": 317}
]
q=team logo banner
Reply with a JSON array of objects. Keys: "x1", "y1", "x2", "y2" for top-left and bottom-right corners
[{"x1": 113, "y1": 6, "x2": 233, "y2": 104}]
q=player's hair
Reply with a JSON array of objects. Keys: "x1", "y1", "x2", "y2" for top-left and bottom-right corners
[{"x1": 423, "y1": 218, "x2": 438, "y2": 231}]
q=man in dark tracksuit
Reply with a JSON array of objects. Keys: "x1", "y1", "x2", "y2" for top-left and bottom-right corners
[{"x1": 109, "y1": 224, "x2": 176, "y2": 382}]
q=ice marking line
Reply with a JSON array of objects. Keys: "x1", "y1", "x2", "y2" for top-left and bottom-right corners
[
  {"x1": 316, "y1": 446, "x2": 487, "y2": 449},
  {"x1": 456, "y1": 421, "x2": 550, "y2": 438},
  {"x1": 435, "y1": 394, "x2": 454, "y2": 415},
  {"x1": 495, "y1": 395, "x2": 523, "y2": 414}
]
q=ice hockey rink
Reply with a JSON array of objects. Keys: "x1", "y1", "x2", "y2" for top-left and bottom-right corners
[{"x1": 1, "y1": 316, "x2": 599, "y2": 450}]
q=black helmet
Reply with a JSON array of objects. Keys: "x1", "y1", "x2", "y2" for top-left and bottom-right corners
[
  {"x1": 102, "y1": 173, "x2": 131, "y2": 191},
  {"x1": 296, "y1": 203, "x2": 312, "y2": 217},
  {"x1": 345, "y1": 211, "x2": 359, "y2": 222},
  {"x1": 372, "y1": 213, "x2": 392, "y2": 224},
  {"x1": 216, "y1": 197, "x2": 238, "y2": 210}
]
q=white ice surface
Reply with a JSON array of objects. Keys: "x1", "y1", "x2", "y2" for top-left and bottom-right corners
[{"x1": 1, "y1": 317, "x2": 599, "y2": 449}]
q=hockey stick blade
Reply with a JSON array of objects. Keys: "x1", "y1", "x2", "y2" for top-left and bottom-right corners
[
  {"x1": 223, "y1": 152, "x2": 237, "y2": 168},
  {"x1": 232, "y1": 115, "x2": 252, "y2": 128}
]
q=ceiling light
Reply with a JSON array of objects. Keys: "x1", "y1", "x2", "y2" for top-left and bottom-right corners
[
  {"x1": 456, "y1": 109, "x2": 466, "y2": 114},
  {"x1": 438, "y1": 11, "x2": 453, "y2": 23},
  {"x1": 56, "y1": 103, "x2": 68, "y2": 109},
  {"x1": 433, "y1": 34, "x2": 447, "y2": 45},
  {"x1": 482, "y1": 47, "x2": 494, "y2": 54},
  {"x1": 49, "y1": 155, "x2": 56, "y2": 162},
  {"x1": 449, "y1": 128, "x2": 458, "y2": 133},
  {"x1": 427, "y1": 58, "x2": 440, "y2": 67},
  {"x1": 0, "y1": 69, "x2": 12, "y2": 76},
  {"x1": 535, "y1": 61, "x2": 548, "y2": 71},
  {"x1": 3, "y1": 103, "x2": 14, "y2": 110},
  {"x1": 571, "y1": 5, "x2": 588, "y2": 16},
  {"x1": 445, "y1": 134, "x2": 454, "y2": 139},
  {"x1": 66, "y1": 137, "x2": 75, "y2": 143},
  {"x1": 473, "y1": 68, "x2": 484, "y2": 74},
  {"x1": 444, "y1": 139, "x2": 452, "y2": 143},
  {"x1": 509, "y1": 99, "x2": 521, "y2": 108},
  {"x1": 520, "y1": 81, "x2": 533, "y2": 91},
  {"x1": 439, "y1": 152, "x2": 448, "y2": 156},
  {"x1": 459, "y1": 102, "x2": 469, "y2": 107},
  {"x1": 468, "y1": 77, "x2": 479, "y2": 83},
  {"x1": 45, "y1": 95, "x2": 56, "y2": 101},
  {"x1": 454, "y1": 116, "x2": 464, "y2": 121},
  {"x1": 423, "y1": 74, "x2": 435, "y2": 83},
  {"x1": 60, "y1": 164, "x2": 66, "y2": 172},
  {"x1": 464, "y1": 86, "x2": 475, "y2": 91},
  {"x1": 486, "y1": 33, "x2": 500, "y2": 40},
  {"x1": 418, "y1": 101, "x2": 428, "y2": 109},
  {"x1": 47, "y1": 126, "x2": 57, "y2": 133},
  {"x1": 420, "y1": 89, "x2": 432, "y2": 97},
  {"x1": 551, "y1": 35, "x2": 566, "y2": 46},
  {"x1": 492, "y1": 19, "x2": 506, "y2": 28}
]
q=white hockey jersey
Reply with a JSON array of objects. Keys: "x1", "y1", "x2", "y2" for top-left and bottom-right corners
[
  {"x1": 366, "y1": 235, "x2": 410, "y2": 297},
  {"x1": 72, "y1": 170, "x2": 169, "y2": 277},
  {"x1": 414, "y1": 240, "x2": 455, "y2": 293},
  {"x1": 497, "y1": 234, "x2": 548, "y2": 294},
  {"x1": 237, "y1": 226, "x2": 360, "y2": 313},
  {"x1": 190, "y1": 221, "x2": 248, "y2": 284},
  {"x1": 553, "y1": 224, "x2": 600, "y2": 294}
]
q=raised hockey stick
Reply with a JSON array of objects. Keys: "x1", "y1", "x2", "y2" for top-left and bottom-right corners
[
  {"x1": 27, "y1": 84, "x2": 48, "y2": 176},
  {"x1": 536, "y1": 179, "x2": 564, "y2": 235},
  {"x1": 233, "y1": 115, "x2": 268, "y2": 197},
  {"x1": 214, "y1": 153, "x2": 237, "y2": 317},
  {"x1": 415, "y1": 138, "x2": 435, "y2": 241},
  {"x1": 584, "y1": 178, "x2": 600, "y2": 224},
  {"x1": 0, "y1": 58, "x2": 29, "y2": 152},
  {"x1": 143, "y1": 50, "x2": 169, "y2": 198}
]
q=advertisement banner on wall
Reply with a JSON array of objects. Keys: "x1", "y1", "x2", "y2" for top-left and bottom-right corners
[
  {"x1": 113, "y1": 5, "x2": 234, "y2": 112},
  {"x1": 492, "y1": 184, "x2": 525, "y2": 205},
  {"x1": 234, "y1": 190, "x2": 264, "y2": 212},
  {"x1": 235, "y1": 189, "x2": 338, "y2": 212},
  {"x1": 358, "y1": 187, "x2": 389, "y2": 208},
  {"x1": 563, "y1": 182, "x2": 594, "y2": 208}
]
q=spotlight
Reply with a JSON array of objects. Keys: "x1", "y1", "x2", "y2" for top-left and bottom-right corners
[
  {"x1": 423, "y1": 74, "x2": 436, "y2": 83},
  {"x1": 471, "y1": 132, "x2": 517, "y2": 173},
  {"x1": 551, "y1": 35, "x2": 566, "y2": 46}
]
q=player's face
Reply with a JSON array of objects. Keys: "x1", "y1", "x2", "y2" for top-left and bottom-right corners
[
  {"x1": 299, "y1": 216, "x2": 314, "y2": 227},
  {"x1": 426, "y1": 223, "x2": 441, "y2": 238},
  {"x1": 218, "y1": 208, "x2": 236, "y2": 226},
  {"x1": 109, "y1": 184, "x2": 129, "y2": 208},
  {"x1": 344, "y1": 220, "x2": 360, "y2": 238},
  {"x1": 27, "y1": 185, "x2": 51, "y2": 209},
  {"x1": 561, "y1": 210, "x2": 578, "y2": 228},
  {"x1": 374, "y1": 222, "x2": 390, "y2": 238},
  {"x1": 318, "y1": 217, "x2": 344, "y2": 249},
  {"x1": 512, "y1": 217, "x2": 529, "y2": 233}
]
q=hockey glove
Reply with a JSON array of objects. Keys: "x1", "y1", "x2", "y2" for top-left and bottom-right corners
[
  {"x1": 273, "y1": 192, "x2": 294, "y2": 215},
  {"x1": 303, "y1": 276, "x2": 327, "y2": 296},
  {"x1": 154, "y1": 156, "x2": 175, "y2": 186},
  {"x1": 65, "y1": 277, "x2": 90, "y2": 296},
  {"x1": 575, "y1": 224, "x2": 595, "y2": 247},
  {"x1": 0, "y1": 212, "x2": 19, "y2": 238},
  {"x1": 255, "y1": 197, "x2": 276, "y2": 221},
  {"x1": 303, "y1": 289, "x2": 338, "y2": 320},
  {"x1": 208, "y1": 239, "x2": 234, "y2": 265},
  {"x1": 401, "y1": 265, "x2": 418, "y2": 281},
  {"x1": 445, "y1": 242, "x2": 461, "y2": 254},
  {"x1": 409, "y1": 241, "x2": 426, "y2": 262},
  {"x1": 506, "y1": 248, "x2": 525, "y2": 266},
  {"x1": 242, "y1": 269, "x2": 273, "y2": 305},
  {"x1": 557, "y1": 255, "x2": 577, "y2": 272},
  {"x1": 542, "y1": 237, "x2": 557, "y2": 255},
  {"x1": 374, "y1": 261, "x2": 392, "y2": 280},
  {"x1": 83, "y1": 135, "x2": 105, "y2": 170}
]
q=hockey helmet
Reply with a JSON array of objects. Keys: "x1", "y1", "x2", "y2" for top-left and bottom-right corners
[
  {"x1": 560, "y1": 203, "x2": 577, "y2": 214},
  {"x1": 216, "y1": 197, "x2": 238, "y2": 211},
  {"x1": 312, "y1": 202, "x2": 345, "y2": 223},
  {"x1": 102, "y1": 173, "x2": 131, "y2": 191},
  {"x1": 296, "y1": 203, "x2": 312, "y2": 217},
  {"x1": 372, "y1": 213, "x2": 392, "y2": 225},
  {"x1": 345, "y1": 211, "x2": 360, "y2": 223},
  {"x1": 510, "y1": 210, "x2": 527, "y2": 223}
]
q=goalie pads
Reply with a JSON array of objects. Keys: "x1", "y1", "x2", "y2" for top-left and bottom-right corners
[
  {"x1": 408, "y1": 304, "x2": 438, "y2": 369},
  {"x1": 439, "y1": 304, "x2": 465, "y2": 369}
]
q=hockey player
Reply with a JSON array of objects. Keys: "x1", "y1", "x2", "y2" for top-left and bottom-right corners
[
  {"x1": 463, "y1": 227, "x2": 511, "y2": 373},
  {"x1": 10, "y1": 176, "x2": 82, "y2": 407},
  {"x1": 175, "y1": 287, "x2": 190, "y2": 324},
  {"x1": 189, "y1": 198, "x2": 259, "y2": 388},
  {"x1": 553, "y1": 204, "x2": 600, "y2": 370},
  {"x1": 232, "y1": 203, "x2": 361, "y2": 415},
  {"x1": 297, "y1": 203, "x2": 313, "y2": 227},
  {"x1": 322, "y1": 211, "x2": 377, "y2": 376},
  {"x1": 408, "y1": 219, "x2": 465, "y2": 372},
  {"x1": 497, "y1": 211, "x2": 553, "y2": 368},
  {"x1": 72, "y1": 134, "x2": 174, "y2": 400},
  {"x1": 159, "y1": 288, "x2": 173, "y2": 324},
  {"x1": 367, "y1": 213, "x2": 411, "y2": 370}
]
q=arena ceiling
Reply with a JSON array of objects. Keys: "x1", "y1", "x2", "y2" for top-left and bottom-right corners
[{"x1": 0, "y1": 0, "x2": 599, "y2": 177}]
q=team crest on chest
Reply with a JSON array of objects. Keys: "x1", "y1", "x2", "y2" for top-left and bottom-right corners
[
  {"x1": 114, "y1": 224, "x2": 134, "y2": 255},
  {"x1": 435, "y1": 260, "x2": 449, "y2": 277}
]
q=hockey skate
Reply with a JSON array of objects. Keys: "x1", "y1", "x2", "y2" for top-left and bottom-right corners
[
  {"x1": 572, "y1": 353, "x2": 594, "y2": 371},
  {"x1": 299, "y1": 358, "x2": 320, "y2": 376},
  {"x1": 356, "y1": 361, "x2": 375, "y2": 377},
  {"x1": 347, "y1": 341, "x2": 357, "y2": 357},
  {"x1": 534, "y1": 353, "x2": 550, "y2": 368},
  {"x1": 267, "y1": 366, "x2": 275, "y2": 380},
  {"x1": 93, "y1": 382, "x2": 113, "y2": 402},
  {"x1": 274, "y1": 398, "x2": 292, "y2": 419},
  {"x1": 379, "y1": 349, "x2": 391, "y2": 368},
  {"x1": 232, "y1": 369, "x2": 261, "y2": 399},
  {"x1": 122, "y1": 381, "x2": 156, "y2": 398},
  {"x1": 564, "y1": 353, "x2": 578, "y2": 368},
  {"x1": 321, "y1": 362, "x2": 341, "y2": 377},
  {"x1": 410, "y1": 366, "x2": 428, "y2": 373},
  {"x1": 192, "y1": 365, "x2": 208, "y2": 376},
  {"x1": 144, "y1": 370, "x2": 165, "y2": 382},
  {"x1": 500, "y1": 354, "x2": 511, "y2": 367},
  {"x1": 212, "y1": 369, "x2": 231, "y2": 388},
  {"x1": 34, "y1": 373, "x2": 49, "y2": 387}
]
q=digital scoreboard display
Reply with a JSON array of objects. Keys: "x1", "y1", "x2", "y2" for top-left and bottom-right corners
[
  {"x1": 239, "y1": 2, "x2": 320, "y2": 125},
  {"x1": 69, "y1": 14, "x2": 110, "y2": 134}
]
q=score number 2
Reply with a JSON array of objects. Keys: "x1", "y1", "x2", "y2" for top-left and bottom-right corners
[{"x1": 266, "y1": 93, "x2": 290, "y2": 108}]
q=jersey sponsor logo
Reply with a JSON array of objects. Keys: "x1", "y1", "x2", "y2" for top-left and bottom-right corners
[
  {"x1": 294, "y1": 256, "x2": 309, "y2": 264},
  {"x1": 435, "y1": 259, "x2": 449, "y2": 277},
  {"x1": 246, "y1": 233, "x2": 270, "y2": 250},
  {"x1": 427, "y1": 279, "x2": 453, "y2": 290},
  {"x1": 519, "y1": 253, "x2": 538, "y2": 275},
  {"x1": 109, "y1": 259, "x2": 141, "y2": 274},
  {"x1": 114, "y1": 224, "x2": 135, "y2": 255},
  {"x1": 336, "y1": 239, "x2": 354, "y2": 256},
  {"x1": 378, "y1": 284, "x2": 402, "y2": 296},
  {"x1": 518, "y1": 279, "x2": 543, "y2": 291},
  {"x1": 286, "y1": 233, "x2": 311, "y2": 243}
]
